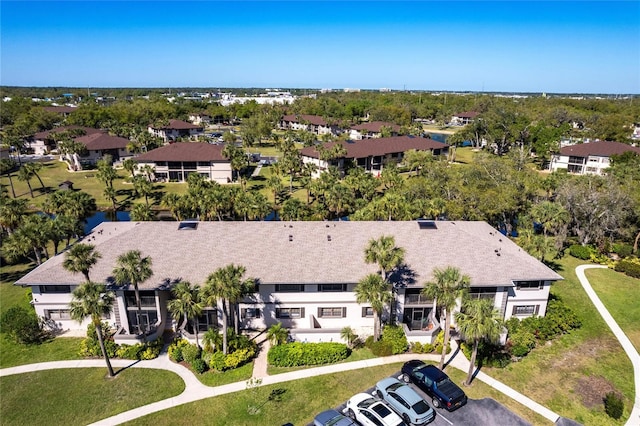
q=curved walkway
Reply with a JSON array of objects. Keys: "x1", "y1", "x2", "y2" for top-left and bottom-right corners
[{"x1": 576, "y1": 265, "x2": 640, "y2": 426}]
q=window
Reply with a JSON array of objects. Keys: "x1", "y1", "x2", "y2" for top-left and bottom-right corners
[
  {"x1": 40, "y1": 285, "x2": 71, "y2": 293},
  {"x1": 276, "y1": 307, "x2": 305, "y2": 319},
  {"x1": 126, "y1": 292, "x2": 156, "y2": 308},
  {"x1": 318, "y1": 307, "x2": 346, "y2": 318},
  {"x1": 46, "y1": 309, "x2": 71, "y2": 320},
  {"x1": 241, "y1": 308, "x2": 261, "y2": 319},
  {"x1": 514, "y1": 281, "x2": 543, "y2": 290},
  {"x1": 318, "y1": 283, "x2": 347, "y2": 292},
  {"x1": 469, "y1": 287, "x2": 497, "y2": 300},
  {"x1": 275, "y1": 284, "x2": 304, "y2": 292},
  {"x1": 512, "y1": 305, "x2": 539, "y2": 316},
  {"x1": 362, "y1": 307, "x2": 374, "y2": 317}
]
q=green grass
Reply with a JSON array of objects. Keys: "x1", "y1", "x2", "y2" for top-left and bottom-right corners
[
  {"x1": 484, "y1": 256, "x2": 635, "y2": 425},
  {"x1": 196, "y1": 361, "x2": 254, "y2": 387},
  {"x1": 0, "y1": 368, "x2": 185, "y2": 426},
  {"x1": 586, "y1": 267, "x2": 640, "y2": 351},
  {"x1": 452, "y1": 146, "x2": 478, "y2": 164},
  {"x1": 127, "y1": 364, "x2": 403, "y2": 426}
]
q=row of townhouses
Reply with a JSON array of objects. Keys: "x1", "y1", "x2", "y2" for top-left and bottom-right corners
[{"x1": 16, "y1": 220, "x2": 562, "y2": 345}]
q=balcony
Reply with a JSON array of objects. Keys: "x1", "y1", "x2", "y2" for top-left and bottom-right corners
[{"x1": 404, "y1": 294, "x2": 433, "y2": 305}]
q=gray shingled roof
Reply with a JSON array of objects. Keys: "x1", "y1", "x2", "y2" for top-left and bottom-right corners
[{"x1": 16, "y1": 221, "x2": 562, "y2": 290}]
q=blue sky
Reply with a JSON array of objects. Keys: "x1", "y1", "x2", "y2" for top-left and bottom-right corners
[{"x1": 1, "y1": 1, "x2": 638, "y2": 93}]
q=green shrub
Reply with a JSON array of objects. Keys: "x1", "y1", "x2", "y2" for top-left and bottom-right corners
[
  {"x1": 267, "y1": 342, "x2": 349, "y2": 367},
  {"x1": 182, "y1": 344, "x2": 201, "y2": 365},
  {"x1": 208, "y1": 351, "x2": 227, "y2": 371},
  {"x1": 612, "y1": 243, "x2": 633, "y2": 259},
  {"x1": 191, "y1": 358, "x2": 208, "y2": 374},
  {"x1": 224, "y1": 347, "x2": 255, "y2": 369},
  {"x1": 117, "y1": 337, "x2": 163, "y2": 360},
  {"x1": 411, "y1": 342, "x2": 423, "y2": 353},
  {"x1": 614, "y1": 258, "x2": 640, "y2": 279},
  {"x1": 168, "y1": 338, "x2": 190, "y2": 363},
  {"x1": 604, "y1": 391, "x2": 624, "y2": 419},
  {"x1": 116, "y1": 344, "x2": 143, "y2": 359},
  {"x1": 381, "y1": 325, "x2": 408, "y2": 354},
  {"x1": 432, "y1": 331, "x2": 451, "y2": 354},
  {"x1": 79, "y1": 322, "x2": 117, "y2": 357},
  {"x1": 508, "y1": 328, "x2": 536, "y2": 358},
  {"x1": 569, "y1": 244, "x2": 594, "y2": 260},
  {"x1": 0, "y1": 306, "x2": 47, "y2": 345},
  {"x1": 364, "y1": 335, "x2": 374, "y2": 348}
]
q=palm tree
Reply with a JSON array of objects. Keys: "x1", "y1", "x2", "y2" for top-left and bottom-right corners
[
  {"x1": 63, "y1": 243, "x2": 102, "y2": 282},
  {"x1": 364, "y1": 235, "x2": 405, "y2": 324},
  {"x1": 422, "y1": 266, "x2": 470, "y2": 369},
  {"x1": 204, "y1": 264, "x2": 254, "y2": 354},
  {"x1": 340, "y1": 326, "x2": 358, "y2": 349},
  {"x1": 355, "y1": 273, "x2": 392, "y2": 341},
  {"x1": 266, "y1": 322, "x2": 289, "y2": 346},
  {"x1": 69, "y1": 282, "x2": 115, "y2": 377},
  {"x1": 103, "y1": 186, "x2": 118, "y2": 212},
  {"x1": 202, "y1": 328, "x2": 222, "y2": 353},
  {"x1": 0, "y1": 197, "x2": 27, "y2": 234},
  {"x1": 122, "y1": 158, "x2": 138, "y2": 179},
  {"x1": 454, "y1": 298, "x2": 502, "y2": 385},
  {"x1": 130, "y1": 203, "x2": 155, "y2": 221},
  {"x1": 167, "y1": 281, "x2": 204, "y2": 348},
  {"x1": 133, "y1": 175, "x2": 153, "y2": 207},
  {"x1": 112, "y1": 250, "x2": 153, "y2": 335},
  {"x1": 17, "y1": 165, "x2": 35, "y2": 198}
]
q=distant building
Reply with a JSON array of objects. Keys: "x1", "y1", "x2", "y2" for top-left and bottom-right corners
[
  {"x1": 450, "y1": 111, "x2": 479, "y2": 126},
  {"x1": 29, "y1": 126, "x2": 103, "y2": 155},
  {"x1": 133, "y1": 142, "x2": 232, "y2": 183},
  {"x1": 280, "y1": 114, "x2": 340, "y2": 136},
  {"x1": 549, "y1": 141, "x2": 640, "y2": 175},
  {"x1": 349, "y1": 121, "x2": 402, "y2": 140},
  {"x1": 42, "y1": 106, "x2": 77, "y2": 118},
  {"x1": 148, "y1": 119, "x2": 204, "y2": 143}
]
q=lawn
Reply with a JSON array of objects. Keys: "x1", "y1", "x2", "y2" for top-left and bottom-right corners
[
  {"x1": 452, "y1": 146, "x2": 479, "y2": 164},
  {"x1": 0, "y1": 368, "x2": 185, "y2": 426},
  {"x1": 484, "y1": 256, "x2": 636, "y2": 425},
  {"x1": 196, "y1": 360, "x2": 254, "y2": 387},
  {"x1": 586, "y1": 267, "x2": 640, "y2": 351}
]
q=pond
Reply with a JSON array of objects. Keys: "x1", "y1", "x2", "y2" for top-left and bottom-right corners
[{"x1": 84, "y1": 210, "x2": 131, "y2": 234}]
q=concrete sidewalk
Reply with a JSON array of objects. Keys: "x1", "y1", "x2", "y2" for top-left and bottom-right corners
[{"x1": 576, "y1": 265, "x2": 640, "y2": 426}]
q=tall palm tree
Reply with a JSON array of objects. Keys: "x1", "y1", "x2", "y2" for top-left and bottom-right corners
[
  {"x1": 355, "y1": 273, "x2": 392, "y2": 341},
  {"x1": 167, "y1": 281, "x2": 204, "y2": 348},
  {"x1": 130, "y1": 203, "x2": 155, "y2": 221},
  {"x1": 69, "y1": 282, "x2": 115, "y2": 377},
  {"x1": 112, "y1": 250, "x2": 153, "y2": 335},
  {"x1": 266, "y1": 322, "x2": 289, "y2": 346},
  {"x1": 364, "y1": 235, "x2": 405, "y2": 324},
  {"x1": 17, "y1": 165, "x2": 35, "y2": 198},
  {"x1": 422, "y1": 266, "x2": 470, "y2": 369},
  {"x1": 454, "y1": 298, "x2": 502, "y2": 385},
  {"x1": 63, "y1": 243, "x2": 102, "y2": 282}
]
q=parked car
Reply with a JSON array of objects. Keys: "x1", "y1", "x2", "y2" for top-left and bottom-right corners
[
  {"x1": 400, "y1": 361, "x2": 467, "y2": 411},
  {"x1": 345, "y1": 393, "x2": 407, "y2": 426},
  {"x1": 314, "y1": 409, "x2": 357, "y2": 426},
  {"x1": 374, "y1": 377, "x2": 435, "y2": 425}
]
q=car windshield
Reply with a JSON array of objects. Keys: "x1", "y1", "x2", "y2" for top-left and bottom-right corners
[
  {"x1": 387, "y1": 382, "x2": 404, "y2": 392},
  {"x1": 412, "y1": 400, "x2": 430, "y2": 414},
  {"x1": 371, "y1": 403, "x2": 393, "y2": 417}
]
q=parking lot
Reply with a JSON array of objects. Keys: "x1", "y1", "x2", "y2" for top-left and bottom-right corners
[{"x1": 325, "y1": 371, "x2": 531, "y2": 426}]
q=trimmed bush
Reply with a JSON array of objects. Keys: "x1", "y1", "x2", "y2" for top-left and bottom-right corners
[
  {"x1": 615, "y1": 258, "x2": 640, "y2": 279},
  {"x1": 508, "y1": 329, "x2": 536, "y2": 357},
  {"x1": 381, "y1": 325, "x2": 408, "y2": 354},
  {"x1": 612, "y1": 243, "x2": 633, "y2": 259},
  {"x1": 569, "y1": 244, "x2": 594, "y2": 260},
  {"x1": 604, "y1": 391, "x2": 624, "y2": 419},
  {"x1": 116, "y1": 337, "x2": 163, "y2": 360},
  {"x1": 368, "y1": 340, "x2": 393, "y2": 357},
  {"x1": 224, "y1": 347, "x2": 255, "y2": 369},
  {"x1": 191, "y1": 358, "x2": 208, "y2": 374},
  {"x1": 207, "y1": 351, "x2": 227, "y2": 371},
  {"x1": 433, "y1": 331, "x2": 451, "y2": 355},
  {"x1": 268, "y1": 342, "x2": 349, "y2": 367},
  {"x1": 79, "y1": 322, "x2": 117, "y2": 357},
  {"x1": 182, "y1": 343, "x2": 201, "y2": 365},
  {"x1": 168, "y1": 338, "x2": 190, "y2": 363},
  {"x1": 0, "y1": 306, "x2": 47, "y2": 345}
]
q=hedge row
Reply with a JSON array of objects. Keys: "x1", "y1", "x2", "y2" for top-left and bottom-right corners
[
  {"x1": 268, "y1": 342, "x2": 349, "y2": 367},
  {"x1": 614, "y1": 258, "x2": 640, "y2": 279}
]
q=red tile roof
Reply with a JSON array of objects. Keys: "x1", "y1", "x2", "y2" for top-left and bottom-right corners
[
  {"x1": 134, "y1": 142, "x2": 228, "y2": 162},
  {"x1": 300, "y1": 136, "x2": 448, "y2": 159},
  {"x1": 76, "y1": 133, "x2": 130, "y2": 150},
  {"x1": 150, "y1": 119, "x2": 203, "y2": 130},
  {"x1": 558, "y1": 141, "x2": 640, "y2": 157},
  {"x1": 282, "y1": 114, "x2": 330, "y2": 126},
  {"x1": 351, "y1": 121, "x2": 401, "y2": 133}
]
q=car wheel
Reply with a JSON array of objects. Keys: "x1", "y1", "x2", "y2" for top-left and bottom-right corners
[
  {"x1": 401, "y1": 373, "x2": 411, "y2": 383},
  {"x1": 432, "y1": 398, "x2": 441, "y2": 409},
  {"x1": 347, "y1": 409, "x2": 356, "y2": 420},
  {"x1": 402, "y1": 413, "x2": 411, "y2": 424}
]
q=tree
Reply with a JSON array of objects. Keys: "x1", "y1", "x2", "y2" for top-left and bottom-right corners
[
  {"x1": 130, "y1": 203, "x2": 155, "y2": 221},
  {"x1": 122, "y1": 158, "x2": 138, "y2": 179},
  {"x1": 63, "y1": 243, "x2": 102, "y2": 282},
  {"x1": 355, "y1": 274, "x2": 392, "y2": 341},
  {"x1": 103, "y1": 186, "x2": 118, "y2": 212},
  {"x1": 530, "y1": 201, "x2": 570, "y2": 238},
  {"x1": 266, "y1": 322, "x2": 289, "y2": 346},
  {"x1": 454, "y1": 298, "x2": 502, "y2": 385},
  {"x1": 0, "y1": 197, "x2": 27, "y2": 234},
  {"x1": 340, "y1": 326, "x2": 358, "y2": 349},
  {"x1": 132, "y1": 175, "x2": 153, "y2": 207},
  {"x1": 69, "y1": 282, "x2": 116, "y2": 377},
  {"x1": 112, "y1": 250, "x2": 153, "y2": 335},
  {"x1": 204, "y1": 264, "x2": 254, "y2": 354},
  {"x1": 96, "y1": 156, "x2": 118, "y2": 190},
  {"x1": 422, "y1": 266, "x2": 470, "y2": 369},
  {"x1": 17, "y1": 164, "x2": 36, "y2": 198},
  {"x1": 167, "y1": 281, "x2": 204, "y2": 348},
  {"x1": 364, "y1": 235, "x2": 405, "y2": 323}
]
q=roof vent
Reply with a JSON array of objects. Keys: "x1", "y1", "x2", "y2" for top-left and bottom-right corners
[
  {"x1": 178, "y1": 222, "x2": 198, "y2": 230},
  {"x1": 327, "y1": 235, "x2": 331, "y2": 241},
  {"x1": 417, "y1": 220, "x2": 437, "y2": 230},
  {"x1": 289, "y1": 235, "x2": 293, "y2": 242}
]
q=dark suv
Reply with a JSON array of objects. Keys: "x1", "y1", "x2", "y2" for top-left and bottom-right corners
[{"x1": 400, "y1": 361, "x2": 467, "y2": 411}]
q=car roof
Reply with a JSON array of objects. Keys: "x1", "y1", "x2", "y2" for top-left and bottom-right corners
[
  {"x1": 314, "y1": 409, "x2": 356, "y2": 426},
  {"x1": 393, "y1": 383, "x2": 424, "y2": 404}
]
